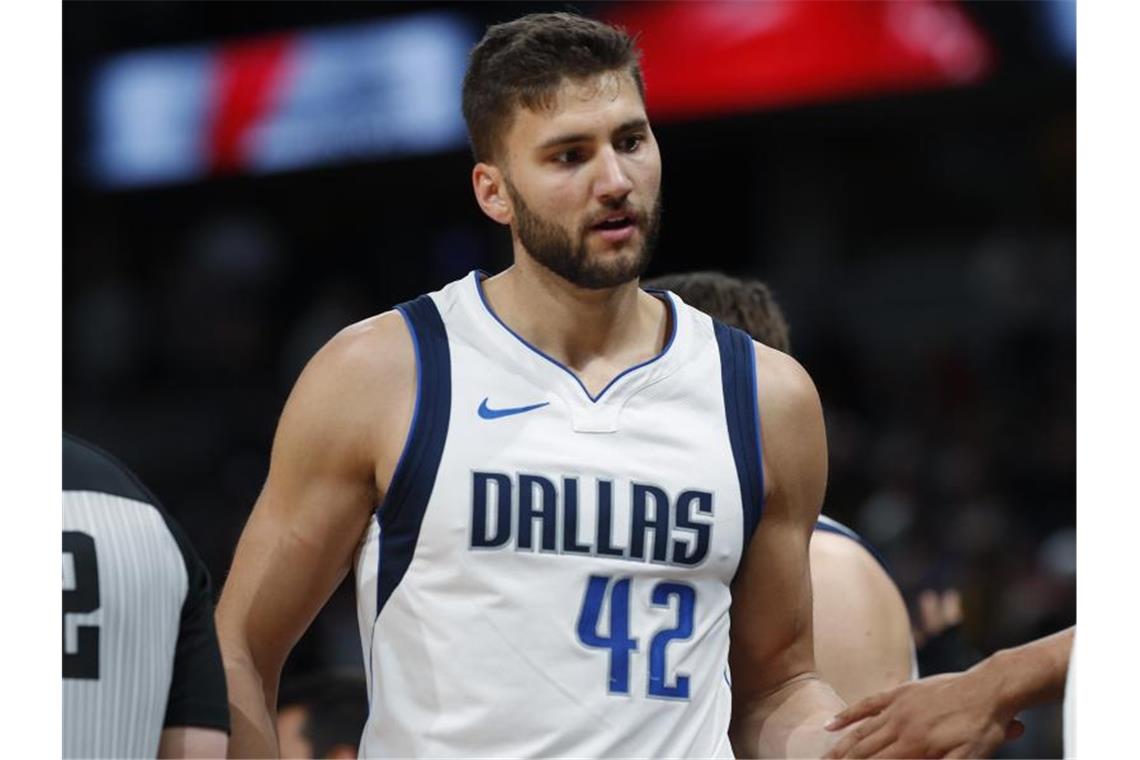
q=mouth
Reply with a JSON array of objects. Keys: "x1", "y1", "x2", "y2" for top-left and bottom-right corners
[{"x1": 589, "y1": 212, "x2": 638, "y2": 243}]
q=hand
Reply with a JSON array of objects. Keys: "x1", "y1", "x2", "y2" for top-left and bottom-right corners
[{"x1": 824, "y1": 672, "x2": 1023, "y2": 758}]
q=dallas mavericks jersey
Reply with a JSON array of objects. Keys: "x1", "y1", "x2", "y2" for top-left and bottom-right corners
[
  {"x1": 354, "y1": 271, "x2": 766, "y2": 757},
  {"x1": 62, "y1": 434, "x2": 229, "y2": 758}
]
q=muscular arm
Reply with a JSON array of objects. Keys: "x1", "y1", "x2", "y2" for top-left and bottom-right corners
[
  {"x1": 811, "y1": 532, "x2": 914, "y2": 704},
  {"x1": 728, "y1": 344, "x2": 847, "y2": 758},
  {"x1": 825, "y1": 627, "x2": 1074, "y2": 758},
  {"x1": 984, "y1": 626, "x2": 1073, "y2": 710},
  {"x1": 215, "y1": 312, "x2": 415, "y2": 758}
]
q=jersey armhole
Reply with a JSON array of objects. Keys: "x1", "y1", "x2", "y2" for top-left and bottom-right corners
[
  {"x1": 374, "y1": 295, "x2": 452, "y2": 618},
  {"x1": 374, "y1": 308, "x2": 425, "y2": 518},
  {"x1": 713, "y1": 322, "x2": 766, "y2": 571}
]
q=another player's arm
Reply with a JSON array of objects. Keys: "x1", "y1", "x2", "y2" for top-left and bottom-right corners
[
  {"x1": 825, "y1": 626, "x2": 1074, "y2": 758},
  {"x1": 982, "y1": 626, "x2": 1073, "y2": 711},
  {"x1": 728, "y1": 344, "x2": 848, "y2": 759},
  {"x1": 810, "y1": 533, "x2": 914, "y2": 704},
  {"x1": 215, "y1": 312, "x2": 414, "y2": 759}
]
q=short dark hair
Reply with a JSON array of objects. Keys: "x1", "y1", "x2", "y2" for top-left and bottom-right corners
[
  {"x1": 462, "y1": 12, "x2": 645, "y2": 164},
  {"x1": 645, "y1": 271, "x2": 792, "y2": 354},
  {"x1": 278, "y1": 670, "x2": 368, "y2": 759}
]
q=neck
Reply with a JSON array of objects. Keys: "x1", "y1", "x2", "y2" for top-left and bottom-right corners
[{"x1": 480, "y1": 255, "x2": 665, "y2": 372}]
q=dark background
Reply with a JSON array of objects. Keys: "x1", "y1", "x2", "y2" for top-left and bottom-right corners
[{"x1": 63, "y1": 2, "x2": 1074, "y2": 756}]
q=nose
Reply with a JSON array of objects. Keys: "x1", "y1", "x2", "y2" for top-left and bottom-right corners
[{"x1": 593, "y1": 146, "x2": 634, "y2": 203}]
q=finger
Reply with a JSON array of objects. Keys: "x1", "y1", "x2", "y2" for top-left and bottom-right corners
[
  {"x1": 824, "y1": 718, "x2": 878, "y2": 757},
  {"x1": 919, "y1": 589, "x2": 943, "y2": 633},
  {"x1": 1005, "y1": 718, "x2": 1025, "y2": 742},
  {"x1": 944, "y1": 743, "x2": 974, "y2": 759},
  {"x1": 941, "y1": 588, "x2": 964, "y2": 626},
  {"x1": 969, "y1": 725, "x2": 1011, "y2": 758},
  {"x1": 828, "y1": 727, "x2": 896, "y2": 759},
  {"x1": 826, "y1": 692, "x2": 892, "y2": 730},
  {"x1": 824, "y1": 716, "x2": 887, "y2": 757}
]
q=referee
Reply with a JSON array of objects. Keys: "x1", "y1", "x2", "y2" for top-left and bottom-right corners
[{"x1": 63, "y1": 433, "x2": 230, "y2": 757}]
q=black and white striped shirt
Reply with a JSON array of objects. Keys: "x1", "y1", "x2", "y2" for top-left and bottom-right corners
[{"x1": 62, "y1": 433, "x2": 229, "y2": 758}]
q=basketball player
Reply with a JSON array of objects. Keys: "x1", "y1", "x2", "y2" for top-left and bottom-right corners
[
  {"x1": 645, "y1": 272, "x2": 915, "y2": 703},
  {"x1": 217, "y1": 13, "x2": 848, "y2": 757},
  {"x1": 824, "y1": 626, "x2": 1074, "y2": 758},
  {"x1": 63, "y1": 433, "x2": 230, "y2": 758}
]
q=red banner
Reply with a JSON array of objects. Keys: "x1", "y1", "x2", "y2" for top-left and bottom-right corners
[{"x1": 602, "y1": 0, "x2": 994, "y2": 120}]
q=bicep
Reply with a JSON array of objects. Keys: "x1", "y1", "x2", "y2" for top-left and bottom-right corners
[
  {"x1": 810, "y1": 533, "x2": 914, "y2": 704},
  {"x1": 729, "y1": 506, "x2": 816, "y2": 696},
  {"x1": 216, "y1": 315, "x2": 414, "y2": 674},
  {"x1": 729, "y1": 345, "x2": 828, "y2": 697}
]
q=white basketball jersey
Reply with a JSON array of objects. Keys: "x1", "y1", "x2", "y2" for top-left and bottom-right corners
[{"x1": 354, "y1": 271, "x2": 766, "y2": 757}]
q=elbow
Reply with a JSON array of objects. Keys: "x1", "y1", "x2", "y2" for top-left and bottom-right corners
[
  {"x1": 214, "y1": 607, "x2": 284, "y2": 687},
  {"x1": 217, "y1": 636, "x2": 280, "y2": 695},
  {"x1": 729, "y1": 670, "x2": 818, "y2": 750},
  {"x1": 214, "y1": 621, "x2": 254, "y2": 673}
]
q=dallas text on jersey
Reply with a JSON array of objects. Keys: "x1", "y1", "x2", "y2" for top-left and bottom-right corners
[{"x1": 469, "y1": 472, "x2": 715, "y2": 566}]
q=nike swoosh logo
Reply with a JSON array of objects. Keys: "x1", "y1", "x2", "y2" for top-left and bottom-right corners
[{"x1": 478, "y1": 398, "x2": 550, "y2": 420}]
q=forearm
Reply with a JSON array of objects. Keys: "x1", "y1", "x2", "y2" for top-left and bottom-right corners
[
  {"x1": 218, "y1": 644, "x2": 280, "y2": 759},
  {"x1": 980, "y1": 626, "x2": 1074, "y2": 719},
  {"x1": 158, "y1": 727, "x2": 228, "y2": 759},
  {"x1": 731, "y1": 673, "x2": 848, "y2": 759}
]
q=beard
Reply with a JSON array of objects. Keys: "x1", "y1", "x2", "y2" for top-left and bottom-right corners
[{"x1": 505, "y1": 179, "x2": 661, "y2": 290}]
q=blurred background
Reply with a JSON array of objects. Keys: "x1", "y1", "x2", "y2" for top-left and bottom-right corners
[{"x1": 63, "y1": 1, "x2": 1074, "y2": 756}]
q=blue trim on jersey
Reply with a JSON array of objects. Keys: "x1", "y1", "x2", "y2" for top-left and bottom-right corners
[
  {"x1": 714, "y1": 321, "x2": 765, "y2": 567},
  {"x1": 365, "y1": 514, "x2": 380, "y2": 711},
  {"x1": 377, "y1": 311, "x2": 426, "y2": 517},
  {"x1": 472, "y1": 270, "x2": 678, "y2": 404},
  {"x1": 376, "y1": 295, "x2": 451, "y2": 618},
  {"x1": 813, "y1": 516, "x2": 891, "y2": 574}
]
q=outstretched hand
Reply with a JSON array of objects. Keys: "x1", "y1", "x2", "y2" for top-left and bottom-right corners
[{"x1": 823, "y1": 672, "x2": 1023, "y2": 759}]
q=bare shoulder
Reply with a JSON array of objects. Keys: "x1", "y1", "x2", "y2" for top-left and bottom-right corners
[
  {"x1": 753, "y1": 341, "x2": 823, "y2": 424},
  {"x1": 810, "y1": 531, "x2": 888, "y2": 589},
  {"x1": 811, "y1": 529, "x2": 869, "y2": 565},
  {"x1": 810, "y1": 532, "x2": 909, "y2": 621},
  {"x1": 273, "y1": 310, "x2": 416, "y2": 478},
  {"x1": 303, "y1": 310, "x2": 415, "y2": 393},
  {"x1": 752, "y1": 342, "x2": 826, "y2": 519},
  {"x1": 810, "y1": 530, "x2": 915, "y2": 701}
]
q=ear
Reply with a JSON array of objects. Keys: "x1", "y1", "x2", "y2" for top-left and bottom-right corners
[{"x1": 472, "y1": 162, "x2": 512, "y2": 226}]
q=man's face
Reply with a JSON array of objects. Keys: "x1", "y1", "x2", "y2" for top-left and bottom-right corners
[{"x1": 499, "y1": 70, "x2": 662, "y2": 289}]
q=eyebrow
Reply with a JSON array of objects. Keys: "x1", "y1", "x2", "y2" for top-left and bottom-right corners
[{"x1": 537, "y1": 118, "x2": 650, "y2": 151}]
